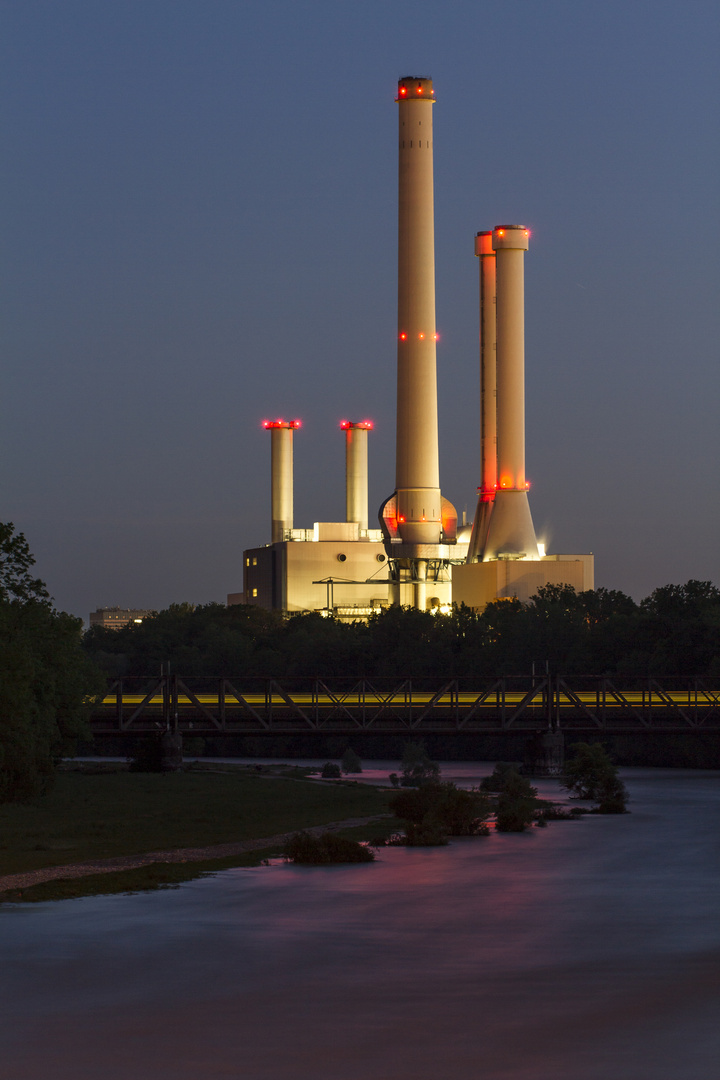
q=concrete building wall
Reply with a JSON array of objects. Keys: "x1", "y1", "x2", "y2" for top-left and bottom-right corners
[
  {"x1": 451, "y1": 555, "x2": 594, "y2": 611},
  {"x1": 242, "y1": 539, "x2": 390, "y2": 615}
]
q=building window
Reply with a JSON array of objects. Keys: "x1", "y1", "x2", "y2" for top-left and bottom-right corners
[
  {"x1": 252, "y1": 588, "x2": 258, "y2": 598},
  {"x1": 252, "y1": 557, "x2": 257, "y2": 566}
]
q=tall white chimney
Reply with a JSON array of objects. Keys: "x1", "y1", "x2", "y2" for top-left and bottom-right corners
[
  {"x1": 342, "y1": 420, "x2": 372, "y2": 532},
  {"x1": 481, "y1": 226, "x2": 538, "y2": 560},
  {"x1": 263, "y1": 419, "x2": 300, "y2": 543}
]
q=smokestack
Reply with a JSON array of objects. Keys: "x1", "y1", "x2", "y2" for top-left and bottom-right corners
[
  {"x1": 342, "y1": 420, "x2": 372, "y2": 532},
  {"x1": 467, "y1": 231, "x2": 497, "y2": 562},
  {"x1": 379, "y1": 76, "x2": 457, "y2": 607},
  {"x1": 481, "y1": 226, "x2": 538, "y2": 560},
  {"x1": 263, "y1": 419, "x2": 300, "y2": 543}
]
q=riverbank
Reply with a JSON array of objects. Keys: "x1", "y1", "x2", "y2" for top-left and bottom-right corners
[{"x1": 0, "y1": 762, "x2": 393, "y2": 902}]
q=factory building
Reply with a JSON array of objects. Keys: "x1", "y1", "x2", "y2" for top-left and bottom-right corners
[
  {"x1": 230, "y1": 76, "x2": 592, "y2": 616},
  {"x1": 89, "y1": 607, "x2": 155, "y2": 629},
  {"x1": 235, "y1": 420, "x2": 404, "y2": 618}
]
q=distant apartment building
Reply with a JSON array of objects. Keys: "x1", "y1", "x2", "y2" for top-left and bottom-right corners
[{"x1": 89, "y1": 607, "x2": 155, "y2": 630}]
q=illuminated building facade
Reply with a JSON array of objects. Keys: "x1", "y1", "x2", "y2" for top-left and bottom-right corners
[{"x1": 89, "y1": 607, "x2": 155, "y2": 630}]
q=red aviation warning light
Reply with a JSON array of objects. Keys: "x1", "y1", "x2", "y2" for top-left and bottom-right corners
[
  {"x1": 263, "y1": 419, "x2": 301, "y2": 430},
  {"x1": 396, "y1": 76, "x2": 434, "y2": 103},
  {"x1": 340, "y1": 420, "x2": 374, "y2": 430}
]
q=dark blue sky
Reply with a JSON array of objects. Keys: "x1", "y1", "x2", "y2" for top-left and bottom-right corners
[{"x1": 2, "y1": 0, "x2": 719, "y2": 618}]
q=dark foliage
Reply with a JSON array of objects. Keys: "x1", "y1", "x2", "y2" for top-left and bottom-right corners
[
  {"x1": 283, "y1": 831, "x2": 374, "y2": 864},
  {"x1": 563, "y1": 742, "x2": 628, "y2": 813},
  {"x1": 494, "y1": 769, "x2": 539, "y2": 832},
  {"x1": 0, "y1": 524, "x2": 105, "y2": 802},
  {"x1": 390, "y1": 781, "x2": 491, "y2": 842},
  {"x1": 404, "y1": 821, "x2": 449, "y2": 846},
  {"x1": 400, "y1": 740, "x2": 440, "y2": 786},
  {"x1": 320, "y1": 761, "x2": 341, "y2": 778},
  {"x1": 480, "y1": 762, "x2": 517, "y2": 792},
  {"x1": 341, "y1": 747, "x2": 362, "y2": 774},
  {"x1": 82, "y1": 581, "x2": 720, "y2": 682}
]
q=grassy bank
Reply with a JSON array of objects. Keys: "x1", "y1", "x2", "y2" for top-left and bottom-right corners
[{"x1": 0, "y1": 763, "x2": 391, "y2": 892}]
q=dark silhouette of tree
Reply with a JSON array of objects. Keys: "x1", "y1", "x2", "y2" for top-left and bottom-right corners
[{"x1": 0, "y1": 523, "x2": 104, "y2": 802}]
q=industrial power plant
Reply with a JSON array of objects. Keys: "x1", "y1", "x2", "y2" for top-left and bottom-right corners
[{"x1": 231, "y1": 76, "x2": 593, "y2": 616}]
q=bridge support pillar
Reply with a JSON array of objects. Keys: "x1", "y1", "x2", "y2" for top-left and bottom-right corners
[
  {"x1": 160, "y1": 733, "x2": 183, "y2": 772},
  {"x1": 523, "y1": 730, "x2": 564, "y2": 777}
]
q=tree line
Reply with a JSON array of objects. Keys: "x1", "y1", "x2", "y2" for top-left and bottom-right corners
[
  {"x1": 84, "y1": 581, "x2": 720, "y2": 681},
  {"x1": 2, "y1": 514, "x2": 720, "y2": 803}
]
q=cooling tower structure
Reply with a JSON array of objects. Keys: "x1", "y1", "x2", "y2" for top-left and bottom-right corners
[{"x1": 379, "y1": 76, "x2": 457, "y2": 610}]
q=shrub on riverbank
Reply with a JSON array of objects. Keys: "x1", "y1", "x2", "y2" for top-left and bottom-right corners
[
  {"x1": 563, "y1": 743, "x2": 628, "y2": 813},
  {"x1": 400, "y1": 741, "x2": 440, "y2": 786},
  {"x1": 283, "y1": 831, "x2": 374, "y2": 864},
  {"x1": 494, "y1": 770, "x2": 539, "y2": 832},
  {"x1": 341, "y1": 748, "x2": 362, "y2": 774},
  {"x1": 389, "y1": 782, "x2": 491, "y2": 844}
]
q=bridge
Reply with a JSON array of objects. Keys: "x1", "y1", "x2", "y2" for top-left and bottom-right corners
[{"x1": 89, "y1": 675, "x2": 720, "y2": 736}]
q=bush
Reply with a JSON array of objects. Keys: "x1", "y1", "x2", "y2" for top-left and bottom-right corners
[
  {"x1": 400, "y1": 740, "x2": 440, "y2": 786},
  {"x1": 480, "y1": 762, "x2": 517, "y2": 792},
  {"x1": 283, "y1": 831, "x2": 374, "y2": 863},
  {"x1": 390, "y1": 782, "x2": 491, "y2": 840},
  {"x1": 493, "y1": 768, "x2": 539, "y2": 832},
  {"x1": 341, "y1": 748, "x2": 362, "y2": 774},
  {"x1": 320, "y1": 761, "x2": 341, "y2": 778},
  {"x1": 404, "y1": 821, "x2": 449, "y2": 846},
  {"x1": 563, "y1": 742, "x2": 628, "y2": 813}
]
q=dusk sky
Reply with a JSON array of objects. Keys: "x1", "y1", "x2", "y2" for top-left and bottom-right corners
[{"x1": 2, "y1": 0, "x2": 718, "y2": 620}]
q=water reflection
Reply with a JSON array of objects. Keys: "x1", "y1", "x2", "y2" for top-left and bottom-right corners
[{"x1": 2, "y1": 768, "x2": 720, "y2": 1079}]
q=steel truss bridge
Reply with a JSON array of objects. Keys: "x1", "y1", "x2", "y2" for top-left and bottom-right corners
[{"x1": 89, "y1": 676, "x2": 720, "y2": 736}]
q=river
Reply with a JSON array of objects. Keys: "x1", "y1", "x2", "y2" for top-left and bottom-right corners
[{"x1": 1, "y1": 766, "x2": 719, "y2": 1079}]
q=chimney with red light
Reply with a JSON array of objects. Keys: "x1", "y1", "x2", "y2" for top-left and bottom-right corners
[
  {"x1": 478, "y1": 225, "x2": 538, "y2": 560},
  {"x1": 467, "y1": 230, "x2": 497, "y2": 561},
  {"x1": 379, "y1": 76, "x2": 457, "y2": 608},
  {"x1": 263, "y1": 419, "x2": 300, "y2": 543},
  {"x1": 342, "y1": 420, "x2": 373, "y2": 532}
]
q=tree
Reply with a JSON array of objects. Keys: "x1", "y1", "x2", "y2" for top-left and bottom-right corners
[
  {"x1": 494, "y1": 769, "x2": 539, "y2": 832},
  {"x1": 563, "y1": 742, "x2": 628, "y2": 813},
  {"x1": 389, "y1": 782, "x2": 491, "y2": 839},
  {"x1": 0, "y1": 523, "x2": 105, "y2": 802},
  {"x1": 400, "y1": 740, "x2": 440, "y2": 786},
  {"x1": 341, "y1": 747, "x2": 362, "y2": 774},
  {"x1": 0, "y1": 523, "x2": 50, "y2": 604}
]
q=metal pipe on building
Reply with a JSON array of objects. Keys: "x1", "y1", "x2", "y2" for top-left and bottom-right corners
[
  {"x1": 263, "y1": 419, "x2": 300, "y2": 543},
  {"x1": 482, "y1": 226, "x2": 538, "y2": 560},
  {"x1": 341, "y1": 420, "x2": 372, "y2": 532},
  {"x1": 467, "y1": 230, "x2": 497, "y2": 562}
]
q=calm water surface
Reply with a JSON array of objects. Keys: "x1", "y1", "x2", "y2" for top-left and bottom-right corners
[{"x1": 2, "y1": 767, "x2": 720, "y2": 1079}]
